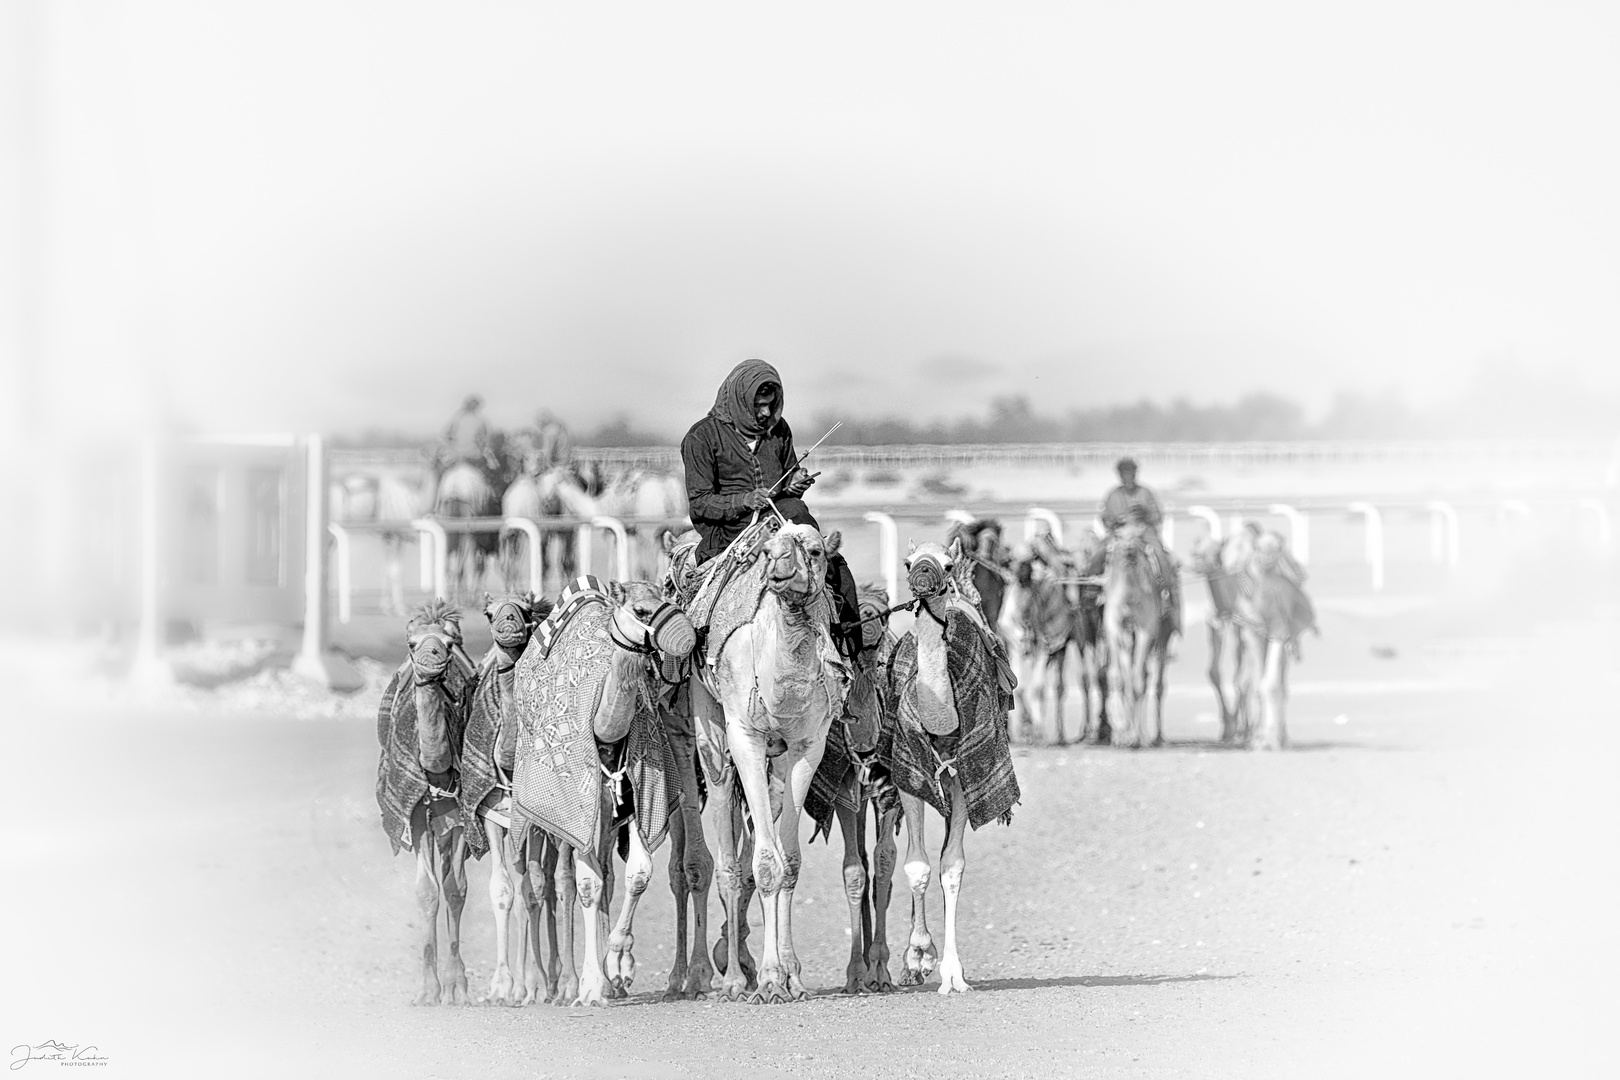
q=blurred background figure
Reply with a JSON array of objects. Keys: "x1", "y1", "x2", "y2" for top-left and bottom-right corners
[{"x1": 1089, "y1": 456, "x2": 1182, "y2": 638}]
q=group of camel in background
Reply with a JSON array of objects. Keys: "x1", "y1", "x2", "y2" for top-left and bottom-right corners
[
  {"x1": 951, "y1": 515, "x2": 1315, "y2": 753},
  {"x1": 332, "y1": 446, "x2": 688, "y2": 612}
]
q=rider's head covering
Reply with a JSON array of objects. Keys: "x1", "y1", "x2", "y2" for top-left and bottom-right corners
[
  {"x1": 463, "y1": 394, "x2": 483, "y2": 412},
  {"x1": 710, "y1": 359, "x2": 783, "y2": 438},
  {"x1": 1116, "y1": 455, "x2": 1138, "y2": 474}
]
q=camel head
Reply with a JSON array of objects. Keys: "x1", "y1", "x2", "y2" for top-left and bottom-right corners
[
  {"x1": 609, "y1": 580, "x2": 698, "y2": 661},
  {"x1": 856, "y1": 582, "x2": 892, "y2": 650},
  {"x1": 905, "y1": 537, "x2": 964, "y2": 601},
  {"x1": 763, "y1": 524, "x2": 828, "y2": 605},
  {"x1": 590, "y1": 581, "x2": 697, "y2": 745},
  {"x1": 1253, "y1": 531, "x2": 1286, "y2": 574},
  {"x1": 404, "y1": 600, "x2": 473, "y2": 783},
  {"x1": 658, "y1": 529, "x2": 702, "y2": 604},
  {"x1": 482, "y1": 591, "x2": 547, "y2": 655},
  {"x1": 1189, "y1": 535, "x2": 1224, "y2": 576}
]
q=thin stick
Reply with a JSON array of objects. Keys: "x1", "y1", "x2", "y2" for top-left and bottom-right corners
[{"x1": 766, "y1": 421, "x2": 844, "y2": 496}]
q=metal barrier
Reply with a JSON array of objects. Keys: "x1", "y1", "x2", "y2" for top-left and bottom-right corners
[
  {"x1": 1347, "y1": 502, "x2": 1384, "y2": 592},
  {"x1": 1268, "y1": 504, "x2": 1310, "y2": 564},
  {"x1": 1426, "y1": 501, "x2": 1460, "y2": 565},
  {"x1": 864, "y1": 511, "x2": 901, "y2": 605},
  {"x1": 1185, "y1": 505, "x2": 1222, "y2": 542}
]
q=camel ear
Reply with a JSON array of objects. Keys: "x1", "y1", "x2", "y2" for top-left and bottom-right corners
[
  {"x1": 906, "y1": 539, "x2": 917, "y2": 555},
  {"x1": 946, "y1": 536, "x2": 964, "y2": 563},
  {"x1": 824, "y1": 529, "x2": 842, "y2": 555},
  {"x1": 661, "y1": 529, "x2": 675, "y2": 554},
  {"x1": 482, "y1": 591, "x2": 494, "y2": 611}
]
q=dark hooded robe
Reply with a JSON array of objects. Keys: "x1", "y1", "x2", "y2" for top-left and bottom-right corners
[{"x1": 679, "y1": 358, "x2": 865, "y2": 657}]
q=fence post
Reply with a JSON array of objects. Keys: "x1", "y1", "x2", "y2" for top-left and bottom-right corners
[
  {"x1": 412, "y1": 518, "x2": 449, "y2": 598},
  {"x1": 328, "y1": 522, "x2": 352, "y2": 624},
  {"x1": 575, "y1": 522, "x2": 594, "y2": 577},
  {"x1": 1347, "y1": 502, "x2": 1384, "y2": 592},
  {"x1": 502, "y1": 517, "x2": 545, "y2": 594},
  {"x1": 1267, "y1": 504, "x2": 1310, "y2": 564},
  {"x1": 1425, "y1": 501, "x2": 1460, "y2": 565},
  {"x1": 592, "y1": 516, "x2": 631, "y2": 581},
  {"x1": 1161, "y1": 513, "x2": 1175, "y2": 550},
  {"x1": 864, "y1": 510, "x2": 900, "y2": 607},
  {"x1": 1186, "y1": 505, "x2": 1222, "y2": 542}
]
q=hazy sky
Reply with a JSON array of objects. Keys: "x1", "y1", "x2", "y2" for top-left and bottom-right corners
[{"x1": 4, "y1": 0, "x2": 1618, "y2": 438}]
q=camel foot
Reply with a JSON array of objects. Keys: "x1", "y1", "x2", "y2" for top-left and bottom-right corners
[
  {"x1": 684, "y1": 955, "x2": 715, "y2": 999},
  {"x1": 937, "y1": 955, "x2": 972, "y2": 995},
  {"x1": 903, "y1": 936, "x2": 938, "y2": 986},
  {"x1": 486, "y1": 967, "x2": 515, "y2": 1006},
  {"x1": 553, "y1": 974, "x2": 580, "y2": 1006},
  {"x1": 605, "y1": 933, "x2": 636, "y2": 993},
  {"x1": 896, "y1": 968, "x2": 924, "y2": 987},
  {"x1": 411, "y1": 984, "x2": 440, "y2": 1006},
  {"x1": 747, "y1": 980, "x2": 794, "y2": 1005},
  {"x1": 719, "y1": 977, "x2": 749, "y2": 1002}
]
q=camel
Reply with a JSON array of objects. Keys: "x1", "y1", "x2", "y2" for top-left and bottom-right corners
[
  {"x1": 880, "y1": 538, "x2": 1020, "y2": 995},
  {"x1": 511, "y1": 577, "x2": 697, "y2": 1006},
  {"x1": 1101, "y1": 521, "x2": 1177, "y2": 748},
  {"x1": 1193, "y1": 528, "x2": 1317, "y2": 750},
  {"x1": 454, "y1": 591, "x2": 582, "y2": 1006},
  {"x1": 1006, "y1": 532, "x2": 1110, "y2": 746},
  {"x1": 1191, "y1": 528, "x2": 1258, "y2": 744},
  {"x1": 689, "y1": 520, "x2": 850, "y2": 1003},
  {"x1": 803, "y1": 581, "x2": 904, "y2": 994},
  {"x1": 374, "y1": 600, "x2": 479, "y2": 1004}
]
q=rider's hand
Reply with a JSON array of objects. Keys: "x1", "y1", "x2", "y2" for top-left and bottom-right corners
[
  {"x1": 785, "y1": 468, "x2": 815, "y2": 496},
  {"x1": 741, "y1": 487, "x2": 773, "y2": 511}
]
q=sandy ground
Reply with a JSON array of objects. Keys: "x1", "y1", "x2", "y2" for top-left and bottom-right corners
[{"x1": 4, "y1": 604, "x2": 1618, "y2": 1079}]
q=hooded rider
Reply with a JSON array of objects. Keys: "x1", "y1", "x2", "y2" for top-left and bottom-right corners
[{"x1": 680, "y1": 359, "x2": 866, "y2": 659}]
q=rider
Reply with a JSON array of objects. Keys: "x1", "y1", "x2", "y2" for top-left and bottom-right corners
[
  {"x1": 441, "y1": 394, "x2": 498, "y2": 473},
  {"x1": 680, "y1": 358, "x2": 866, "y2": 659},
  {"x1": 1091, "y1": 456, "x2": 1182, "y2": 637}
]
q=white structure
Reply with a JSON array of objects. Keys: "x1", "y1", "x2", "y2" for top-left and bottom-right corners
[
  {"x1": 1576, "y1": 498, "x2": 1612, "y2": 548},
  {"x1": 864, "y1": 511, "x2": 901, "y2": 607},
  {"x1": 1267, "y1": 504, "x2": 1310, "y2": 565},
  {"x1": 1347, "y1": 501, "x2": 1385, "y2": 592},
  {"x1": 1425, "y1": 501, "x2": 1460, "y2": 566},
  {"x1": 500, "y1": 517, "x2": 545, "y2": 594}
]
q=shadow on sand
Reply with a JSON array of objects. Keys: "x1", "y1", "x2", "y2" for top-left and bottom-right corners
[{"x1": 616, "y1": 971, "x2": 1237, "y2": 1007}]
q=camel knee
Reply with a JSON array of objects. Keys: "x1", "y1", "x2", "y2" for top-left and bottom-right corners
[
  {"x1": 843, "y1": 860, "x2": 869, "y2": 906},
  {"x1": 489, "y1": 866, "x2": 515, "y2": 914},
  {"x1": 904, "y1": 859, "x2": 931, "y2": 896},
  {"x1": 939, "y1": 859, "x2": 965, "y2": 897},
  {"x1": 686, "y1": 846, "x2": 714, "y2": 893}
]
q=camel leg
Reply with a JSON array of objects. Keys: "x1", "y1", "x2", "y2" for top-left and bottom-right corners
[
  {"x1": 772, "y1": 743, "x2": 821, "y2": 1002},
  {"x1": 709, "y1": 772, "x2": 750, "y2": 1000},
  {"x1": 1151, "y1": 636, "x2": 1169, "y2": 747},
  {"x1": 513, "y1": 829, "x2": 546, "y2": 1005},
  {"x1": 1237, "y1": 629, "x2": 1263, "y2": 746},
  {"x1": 439, "y1": 826, "x2": 470, "y2": 1005},
  {"x1": 1046, "y1": 647, "x2": 1068, "y2": 747},
  {"x1": 550, "y1": 840, "x2": 580, "y2": 1006},
  {"x1": 665, "y1": 806, "x2": 691, "y2": 1000},
  {"x1": 728, "y1": 731, "x2": 789, "y2": 1003},
  {"x1": 936, "y1": 777, "x2": 972, "y2": 994},
  {"x1": 836, "y1": 791, "x2": 869, "y2": 994},
  {"x1": 865, "y1": 793, "x2": 900, "y2": 991},
  {"x1": 571, "y1": 847, "x2": 609, "y2": 1006},
  {"x1": 1252, "y1": 639, "x2": 1287, "y2": 751},
  {"x1": 670, "y1": 730, "x2": 715, "y2": 999},
  {"x1": 1209, "y1": 623, "x2": 1234, "y2": 742},
  {"x1": 483, "y1": 819, "x2": 517, "y2": 1004},
  {"x1": 411, "y1": 825, "x2": 442, "y2": 1005},
  {"x1": 1093, "y1": 636, "x2": 1112, "y2": 745},
  {"x1": 605, "y1": 823, "x2": 654, "y2": 996},
  {"x1": 898, "y1": 792, "x2": 937, "y2": 986}
]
